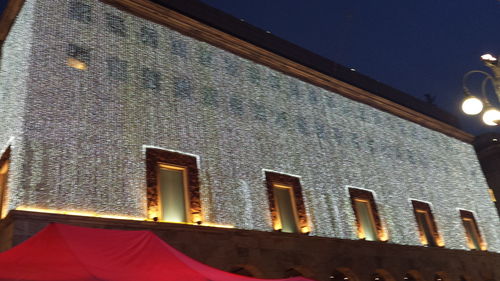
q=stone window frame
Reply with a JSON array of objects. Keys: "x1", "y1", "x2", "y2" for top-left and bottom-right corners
[
  {"x1": 459, "y1": 209, "x2": 486, "y2": 251},
  {"x1": 348, "y1": 187, "x2": 384, "y2": 241},
  {"x1": 145, "y1": 148, "x2": 201, "y2": 223},
  {"x1": 0, "y1": 146, "x2": 10, "y2": 219},
  {"x1": 264, "y1": 170, "x2": 309, "y2": 234},
  {"x1": 411, "y1": 200, "x2": 442, "y2": 247}
]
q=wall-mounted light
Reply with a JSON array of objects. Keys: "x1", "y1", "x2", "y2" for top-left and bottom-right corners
[
  {"x1": 301, "y1": 226, "x2": 310, "y2": 234},
  {"x1": 67, "y1": 57, "x2": 87, "y2": 70}
]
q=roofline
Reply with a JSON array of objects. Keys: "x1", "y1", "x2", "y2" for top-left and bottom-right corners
[
  {"x1": 0, "y1": 0, "x2": 25, "y2": 51},
  {"x1": 0, "y1": 0, "x2": 474, "y2": 143}
]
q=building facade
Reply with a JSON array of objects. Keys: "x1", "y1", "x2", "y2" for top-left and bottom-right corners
[
  {"x1": 0, "y1": 0, "x2": 499, "y2": 280},
  {"x1": 474, "y1": 133, "x2": 500, "y2": 216}
]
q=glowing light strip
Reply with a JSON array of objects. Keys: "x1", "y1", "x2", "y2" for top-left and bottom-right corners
[
  {"x1": 151, "y1": 219, "x2": 234, "y2": 228},
  {"x1": 15, "y1": 207, "x2": 234, "y2": 228},
  {"x1": 16, "y1": 207, "x2": 145, "y2": 221}
]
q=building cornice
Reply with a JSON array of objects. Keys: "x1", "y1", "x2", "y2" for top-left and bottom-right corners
[{"x1": 0, "y1": 0, "x2": 475, "y2": 143}]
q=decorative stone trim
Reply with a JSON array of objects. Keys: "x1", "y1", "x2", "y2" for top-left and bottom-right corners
[
  {"x1": 145, "y1": 148, "x2": 201, "y2": 221},
  {"x1": 264, "y1": 171, "x2": 308, "y2": 233},
  {"x1": 411, "y1": 200, "x2": 441, "y2": 246},
  {"x1": 348, "y1": 187, "x2": 383, "y2": 240},
  {"x1": 459, "y1": 209, "x2": 486, "y2": 250}
]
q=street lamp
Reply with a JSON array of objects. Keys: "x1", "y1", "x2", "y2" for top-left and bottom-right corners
[{"x1": 461, "y1": 54, "x2": 500, "y2": 126}]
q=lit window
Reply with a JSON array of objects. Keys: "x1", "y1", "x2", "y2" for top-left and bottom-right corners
[
  {"x1": 411, "y1": 200, "x2": 442, "y2": 247},
  {"x1": 284, "y1": 268, "x2": 304, "y2": 277},
  {"x1": 0, "y1": 148, "x2": 10, "y2": 219},
  {"x1": 330, "y1": 270, "x2": 352, "y2": 281},
  {"x1": 459, "y1": 210, "x2": 486, "y2": 251},
  {"x1": 146, "y1": 148, "x2": 201, "y2": 223},
  {"x1": 273, "y1": 184, "x2": 299, "y2": 233},
  {"x1": 349, "y1": 188, "x2": 384, "y2": 241},
  {"x1": 67, "y1": 44, "x2": 89, "y2": 70},
  {"x1": 265, "y1": 172, "x2": 309, "y2": 234},
  {"x1": 157, "y1": 164, "x2": 188, "y2": 222}
]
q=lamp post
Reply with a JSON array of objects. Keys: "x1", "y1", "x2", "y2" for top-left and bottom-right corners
[{"x1": 461, "y1": 54, "x2": 500, "y2": 126}]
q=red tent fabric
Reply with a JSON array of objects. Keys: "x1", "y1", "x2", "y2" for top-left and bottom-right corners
[{"x1": 0, "y1": 223, "x2": 314, "y2": 281}]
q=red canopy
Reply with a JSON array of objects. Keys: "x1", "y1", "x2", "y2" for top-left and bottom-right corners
[{"x1": 0, "y1": 223, "x2": 314, "y2": 281}]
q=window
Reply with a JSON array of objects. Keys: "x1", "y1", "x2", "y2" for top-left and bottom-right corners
[
  {"x1": 0, "y1": 147, "x2": 10, "y2": 219},
  {"x1": 105, "y1": 13, "x2": 127, "y2": 37},
  {"x1": 265, "y1": 171, "x2": 309, "y2": 234},
  {"x1": 68, "y1": 0, "x2": 91, "y2": 23},
  {"x1": 67, "y1": 44, "x2": 89, "y2": 70},
  {"x1": 146, "y1": 148, "x2": 201, "y2": 223},
  {"x1": 106, "y1": 57, "x2": 128, "y2": 81},
  {"x1": 349, "y1": 188, "x2": 384, "y2": 241},
  {"x1": 173, "y1": 76, "x2": 192, "y2": 99},
  {"x1": 411, "y1": 200, "x2": 442, "y2": 247},
  {"x1": 372, "y1": 273, "x2": 386, "y2": 281},
  {"x1": 459, "y1": 210, "x2": 486, "y2": 250},
  {"x1": 140, "y1": 26, "x2": 158, "y2": 48},
  {"x1": 157, "y1": 164, "x2": 188, "y2": 222},
  {"x1": 142, "y1": 68, "x2": 161, "y2": 90},
  {"x1": 273, "y1": 184, "x2": 298, "y2": 233},
  {"x1": 403, "y1": 273, "x2": 418, "y2": 281},
  {"x1": 171, "y1": 39, "x2": 187, "y2": 58},
  {"x1": 434, "y1": 274, "x2": 446, "y2": 281}
]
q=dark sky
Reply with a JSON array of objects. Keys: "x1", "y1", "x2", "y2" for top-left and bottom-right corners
[
  {"x1": 199, "y1": 0, "x2": 500, "y2": 136},
  {"x1": 1, "y1": 0, "x2": 499, "y2": 135}
]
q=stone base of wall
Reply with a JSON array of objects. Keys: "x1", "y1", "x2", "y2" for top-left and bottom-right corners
[{"x1": 0, "y1": 210, "x2": 498, "y2": 281}]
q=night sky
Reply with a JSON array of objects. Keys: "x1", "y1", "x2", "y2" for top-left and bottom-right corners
[
  {"x1": 199, "y1": 0, "x2": 500, "y2": 136},
  {"x1": 1, "y1": 0, "x2": 499, "y2": 136}
]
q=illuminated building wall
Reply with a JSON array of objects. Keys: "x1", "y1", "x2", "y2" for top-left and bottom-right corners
[{"x1": 0, "y1": 0, "x2": 499, "y2": 252}]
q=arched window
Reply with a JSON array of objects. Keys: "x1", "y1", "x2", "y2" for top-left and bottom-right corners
[
  {"x1": 372, "y1": 273, "x2": 386, "y2": 281},
  {"x1": 403, "y1": 274, "x2": 417, "y2": 281},
  {"x1": 284, "y1": 268, "x2": 303, "y2": 277},
  {"x1": 434, "y1": 274, "x2": 446, "y2": 281}
]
